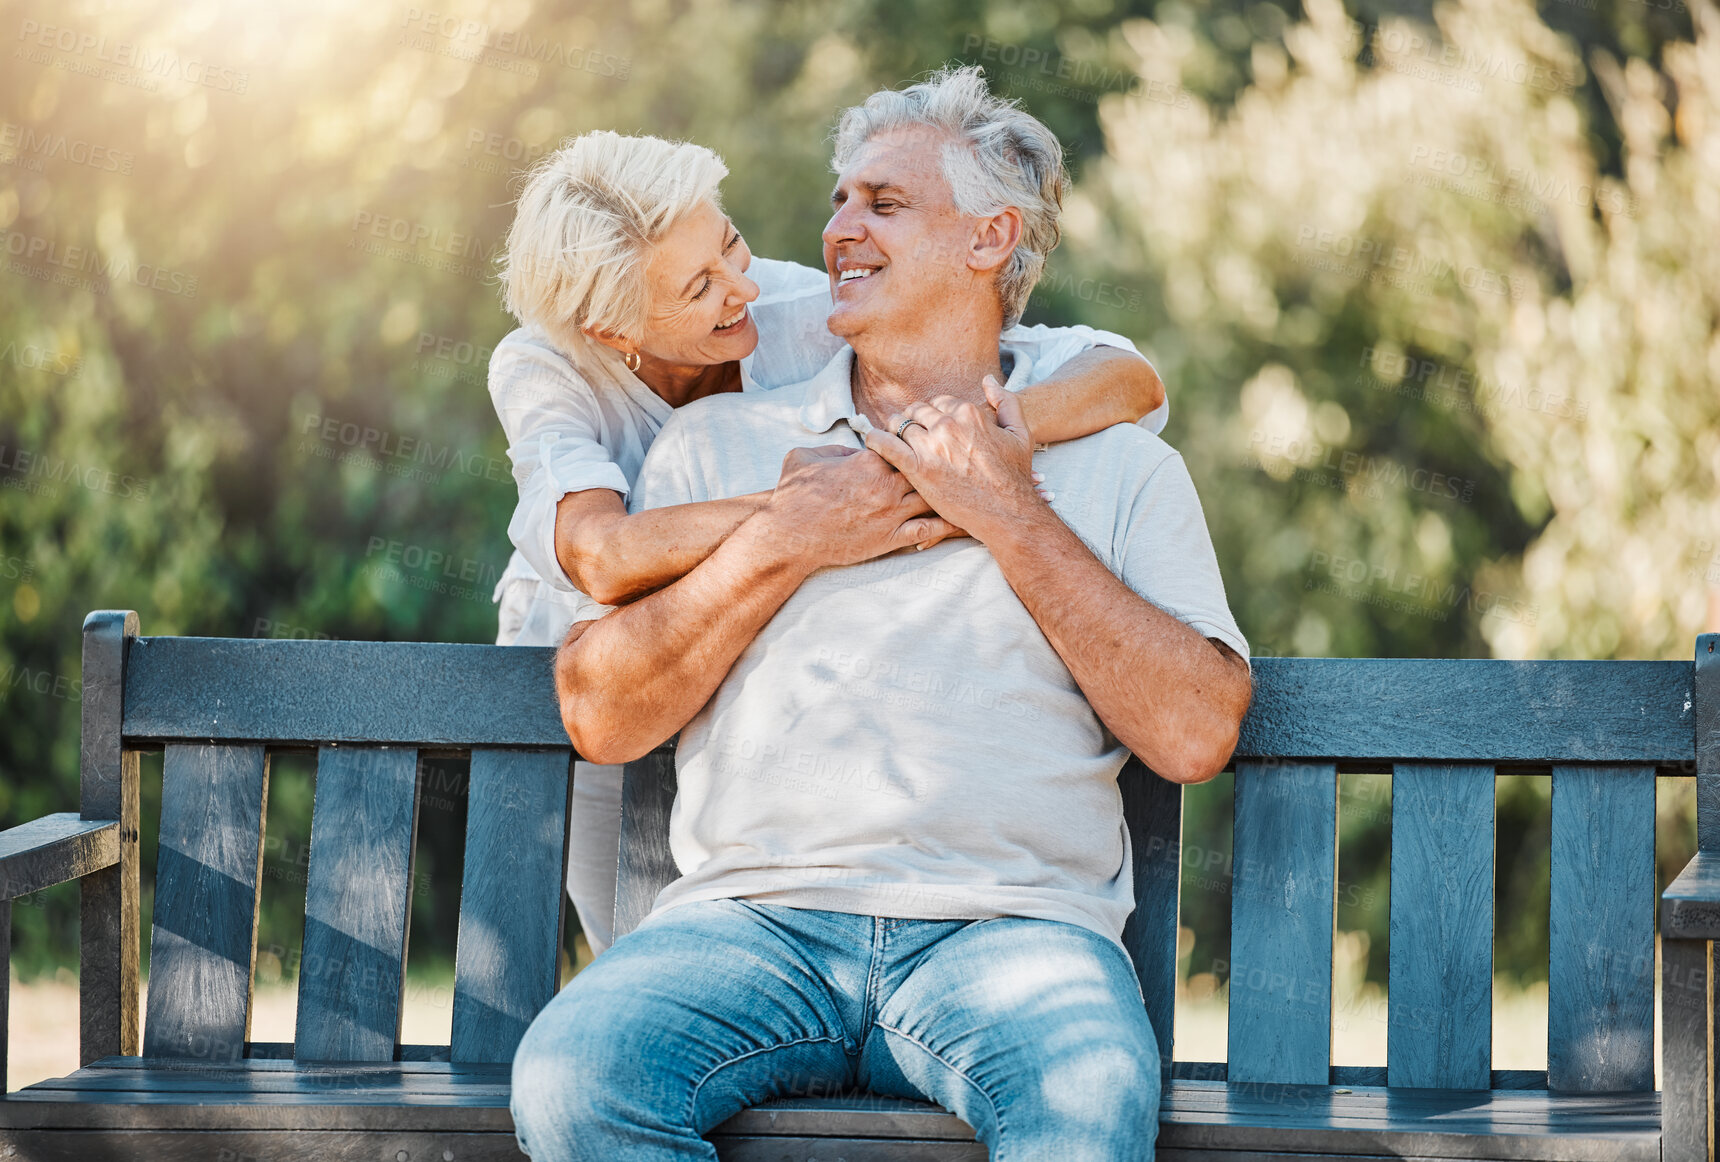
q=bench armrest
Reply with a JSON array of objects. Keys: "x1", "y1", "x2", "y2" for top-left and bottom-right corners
[
  {"x1": 0, "y1": 812, "x2": 120, "y2": 901},
  {"x1": 1662, "y1": 851, "x2": 1720, "y2": 939}
]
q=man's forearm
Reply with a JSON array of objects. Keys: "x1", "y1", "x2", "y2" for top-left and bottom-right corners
[
  {"x1": 555, "y1": 515, "x2": 813, "y2": 764},
  {"x1": 985, "y1": 509, "x2": 1251, "y2": 783}
]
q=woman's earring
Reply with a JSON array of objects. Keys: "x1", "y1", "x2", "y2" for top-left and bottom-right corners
[{"x1": 623, "y1": 351, "x2": 642, "y2": 373}]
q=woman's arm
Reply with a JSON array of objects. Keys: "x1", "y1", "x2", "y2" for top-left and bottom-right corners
[
  {"x1": 554, "y1": 488, "x2": 770, "y2": 607},
  {"x1": 1010, "y1": 346, "x2": 1166, "y2": 444}
]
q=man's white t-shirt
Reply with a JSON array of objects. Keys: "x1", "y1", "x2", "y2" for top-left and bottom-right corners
[
  {"x1": 619, "y1": 346, "x2": 1246, "y2": 952},
  {"x1": 486, "y1": 257, "x2": 1169, "y2": 648}
]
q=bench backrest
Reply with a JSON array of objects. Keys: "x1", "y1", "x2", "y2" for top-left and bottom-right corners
[{"x1": 87, "y1": 611, "x2": 1709, "y2": 1091}]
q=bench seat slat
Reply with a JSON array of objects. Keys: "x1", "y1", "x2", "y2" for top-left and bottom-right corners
[
  {"x1": 1548, "y1": 765, "x2": 1655, "y2": 1093},
  {"x1": 1388, "y1": 763, "x2": 1494, "y2": 1089},
  {"x1": 142, "y1": 744, "x2": 270, "y2": 1062},
  {"x1": 2, "y1": 1077, "x2": 1662, "y2": 1162},
  {"x1": 0, "y1": 1130, "x2": 525, "y2": 1162},
  {"x1": 451, "y1": 748, "x2": 574, "y2": 1064},
  {"x1": 296, "y1": 746, "x2": 421, "y2": 1063},
  {"x1": 1228, "y1": 760, "x2": 1337, "y2": 1085}
]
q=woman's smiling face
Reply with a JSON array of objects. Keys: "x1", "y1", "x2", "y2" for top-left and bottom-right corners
[{"x1": 630, "y1": 199, "x2": 761, "y2": 368}]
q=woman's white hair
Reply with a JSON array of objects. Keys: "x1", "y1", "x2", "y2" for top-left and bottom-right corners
[
  {"x1": 830, "y1": 66, "x2": 1066, "y2": 329},
  {"x1": 500, "y1": 130, "x2": 729, "y2": 356}
]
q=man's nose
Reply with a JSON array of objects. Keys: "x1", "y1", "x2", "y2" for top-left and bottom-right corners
[{"x1": 822, "y1": 203, "x2": 864, "y2": 248}]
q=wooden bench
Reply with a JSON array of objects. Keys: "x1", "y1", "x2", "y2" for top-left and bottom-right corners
[{"x1": 0, "y1": 609, "x2": 1713, "y2": 1160}]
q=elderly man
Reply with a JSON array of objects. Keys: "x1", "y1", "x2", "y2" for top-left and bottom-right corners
[{"x1": 511, "y1": 67, "x2": 1251, "y2": 1162}]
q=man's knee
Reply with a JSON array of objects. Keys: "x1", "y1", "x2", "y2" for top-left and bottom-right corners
[{"x1": 512, "y1": 969, "x2": 665, "y2": 1141}]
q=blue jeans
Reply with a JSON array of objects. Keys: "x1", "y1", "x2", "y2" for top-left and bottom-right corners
[{"x1": 511, "y1": 899, "x2": 1161, "y2": 1161}]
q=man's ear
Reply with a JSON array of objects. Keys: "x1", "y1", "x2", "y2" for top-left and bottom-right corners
[{"x1": 967, "y1": 206, "x2": 1024, "y2": 276}]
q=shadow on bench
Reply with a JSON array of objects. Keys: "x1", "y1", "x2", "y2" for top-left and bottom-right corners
[{"x1": 0, "y1": 612, "x2": 1711, "y2": 1161}]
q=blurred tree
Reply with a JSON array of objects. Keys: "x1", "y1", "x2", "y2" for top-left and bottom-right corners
[{"x1": 0, "y1": 0, "x2": 1710, "y2": 994}]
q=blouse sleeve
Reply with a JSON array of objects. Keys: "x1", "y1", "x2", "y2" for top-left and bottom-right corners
[
  {"x1": 489, "y1": 330, "x2": 629, "y2": 593},
  {"x1": 1001, "y1": 323, "x2": 1169, "y2": 435}
]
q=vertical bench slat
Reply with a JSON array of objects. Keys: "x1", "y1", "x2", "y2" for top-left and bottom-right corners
[
  {"x1": 79, "y1": 610, "x2": 140, "y2": 1066},
  {"x1": 1, "y1": 896, "x2": 10, "y2": 1092},
  {"x1": 450, "y1": 748, "x2": 574, "y2": 1064},
  {"x1": 1548, "y1": 764, "x2": 1655, "y2": 1092},
  {"x1": 1660, "y1": 937, "x2": 1709, "y2": 1162},
  {"x1": 295, "y1": 745, "x2": 420, "y2": 1062},
  {"x1": 1119, "y1": 759, "x2": 1182, "y2": 1077},
  {"x1": 1228, "y1": 760, "x2": 1336, "y2": 1085},
  {"x1": 1387, "y1": 763, "x2": 1493, "y2": 1089},
  {"x1": 614, "y1": 750, "x2": 678, "y2": 941},
  {"x1": 142, "y1": 744, "x2": 270, "y2": 1062}
]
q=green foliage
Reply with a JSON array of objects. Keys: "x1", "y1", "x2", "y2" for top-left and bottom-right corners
[{"x1": 0, "y1": 0, "x2": 1709, "y2": 992}]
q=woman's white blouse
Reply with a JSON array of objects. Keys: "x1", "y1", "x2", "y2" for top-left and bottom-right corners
[{"x1": 488, "y1": 257, "x2": 1168, "y2": 647}]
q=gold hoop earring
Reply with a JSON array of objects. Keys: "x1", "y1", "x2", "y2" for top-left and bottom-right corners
[{"x1": 623, "y1": 351, "x2": 642, "y2": 373}]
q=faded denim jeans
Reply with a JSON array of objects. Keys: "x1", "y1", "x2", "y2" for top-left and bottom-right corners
[{"x1": 511, "y1": 898, "x2": 1161, "y2": 1161}]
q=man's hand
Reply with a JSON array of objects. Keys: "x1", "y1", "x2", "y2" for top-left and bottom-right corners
[
  {"x1": 756, "y1": 444, "x2": 961, "y2": 568},
  {"x1": 864, "y1": 376, "x2": 1041, "y2": 544}
]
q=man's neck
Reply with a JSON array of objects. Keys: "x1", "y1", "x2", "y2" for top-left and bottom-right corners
[{"x1": 848, "y1": 317, "x2": 1005, "y2": 428}]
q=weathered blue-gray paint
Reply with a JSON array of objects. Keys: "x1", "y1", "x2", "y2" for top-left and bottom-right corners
[
  {"x1": 614, "y1": 750, "x2": 678, "y2": 941},
  {"x1": 1228, "y1": 760, "x2": 1336, "y2": 1085},
  {"x1": 142, "y1": 745, "x2": 269, "y2": 1062},
  {"x1": 120, "y1": 640, "x2": 1694, "y2": 767},
  {"x1": 295, "y1": 746, "x2": 420, "y2": 1062},
  {"x1": 123, "y1": 637, "x2": 565, "y2": 748},
  {"x1": 1387, "y1": 763, "x2": 1492, "y2": 1089},
  {"x1": 1119, "y1": 760, "x2": 1182, "y2": 1076},
  {"x1": 1548, "y1": 765, "x2": 1655, "y2": 1093},
  {"x1": 1239, "y1": 658, "x2": 1690, "y2": 765},
  {"x1": 450, "y1": 749, "x2": 573, "y2": 1064}
]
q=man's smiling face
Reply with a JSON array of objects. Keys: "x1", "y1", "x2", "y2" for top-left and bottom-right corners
[{"x1": 822, "y1": 124, "x2": 980, "y2": 344}]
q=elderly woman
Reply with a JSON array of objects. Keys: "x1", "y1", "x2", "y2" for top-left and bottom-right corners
[{"x1": 487, "y1": 129, "x2": 1168, "y2": 956}]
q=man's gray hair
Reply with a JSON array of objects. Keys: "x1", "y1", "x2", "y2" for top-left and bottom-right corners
[{"x1": 831, "y1": 66, "x2": 1066, "y2": 329}]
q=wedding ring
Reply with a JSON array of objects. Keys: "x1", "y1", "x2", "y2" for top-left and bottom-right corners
[{"x1": 895, "y1": 417, "x2": 925, "y2": 439}]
